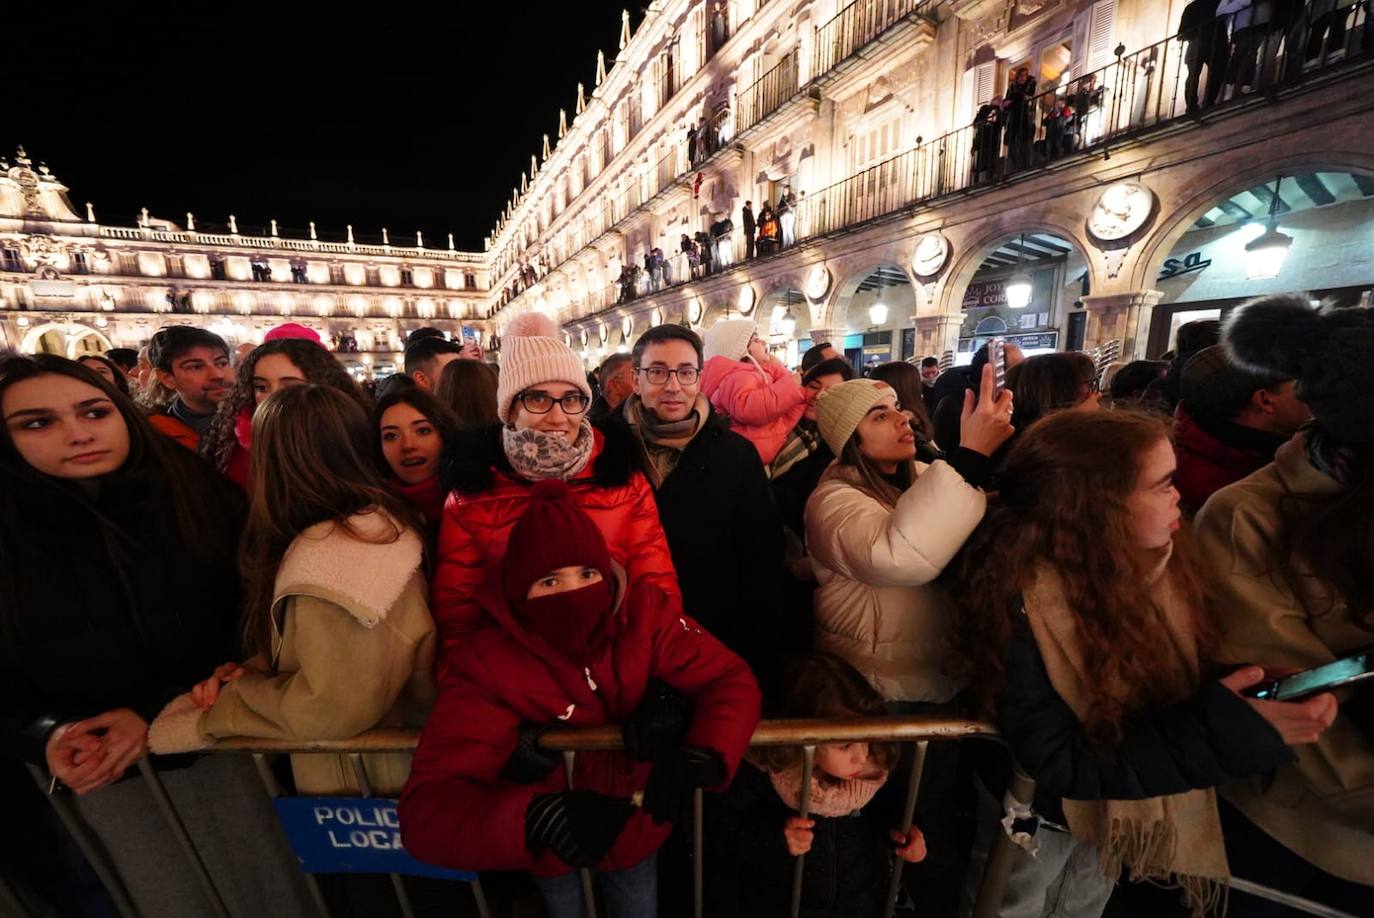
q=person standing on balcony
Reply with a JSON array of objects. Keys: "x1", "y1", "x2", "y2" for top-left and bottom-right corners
[
  {"x1": 1180, "y1": 0, "x2": 1229, "y2": 111},
  {"x1": 700, "y1": 319, "x2": 808, "y2": 466},
  {"x1": 687, "y1": 122, "x2": 698, "y2": 165},
  {"x1": 950, "y1": 409, "x2": 1334, "y2": 918},
  {"x1": 757, "y1": 204, "x2": 780, "y2": 256},
  {"x1": 778, "y1": 187, "x2": 798, "y2": 248},
  {"x1": 971, "y1": 96, "x2": 1004, "y2": 183},
  {"x1": 742, "y1": 200, "x2": 757, "y2": 259},
  {"x1": 1004, "y1": 67, "x2": 1038, "y2": 171}
]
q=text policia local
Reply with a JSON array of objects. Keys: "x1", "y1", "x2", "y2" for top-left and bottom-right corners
[{"x1": 314, "y1": 803, "x2": 402, "y2": 850}]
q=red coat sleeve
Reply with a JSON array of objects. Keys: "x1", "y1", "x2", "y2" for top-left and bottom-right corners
[
  {"x1": 621, "y1": 473, "x2": 682, "y2": 604},
  {"x1": 642, "y1": 589, "x2": 762, "y2": 783},
  {"x1": 398, "y1": 665, "x2": 542, "y2": 872},
  {"x1": 431, "y1": 494, "x2": 489, "y2": 644}
]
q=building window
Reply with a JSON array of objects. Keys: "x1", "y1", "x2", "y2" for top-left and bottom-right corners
[
  {"x1": 465, "y1": 272, "x2": 477, "y2": 289},
  {"x1": 2, "y1": 248, "x2": 23, "y2": 272},
  {"x1": 72, "y1": 252, "x2": 90, "y2": 274},
  {"x1": 290, "y1": 262, "x2": 309, "y2": 284},
  {"x1": 209, "y1": 256, "x2": 227, "y2": 280},
  {"x1": 401, "y1": 267, "x2": 414, "y2": 287},
  {"x1": 250, "y1": 259, "x2": 271, "y2": 282}
]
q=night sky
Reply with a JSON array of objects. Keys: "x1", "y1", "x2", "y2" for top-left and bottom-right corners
[{"x1": 5, "y1": 3, "x2": 638, "y2": 251}]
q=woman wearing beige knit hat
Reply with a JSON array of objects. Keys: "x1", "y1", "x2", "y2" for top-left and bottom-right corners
[
  {"x1": 804, "y1": 364, "x2": 1013, "y2": 705},
  {"x1": 430, "y1": 311, "x2": 681, "y2": 640}
]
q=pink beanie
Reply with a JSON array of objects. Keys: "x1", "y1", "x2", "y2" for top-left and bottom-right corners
[
  {"x1": 263, "y1": 323, "x2": 323, "y2": 345},
  {"x1": 496, "y1": 312, "x2": 592, "y2": 424}
]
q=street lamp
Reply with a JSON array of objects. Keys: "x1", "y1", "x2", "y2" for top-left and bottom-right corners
[
  {"x1": 1005, "y1": 233, "x2": 1033, "y2": 309},
  {"x1": 869, "y1": 301, "x2": 889, "y2": 326},
  {"x1": 779, "y1": 308, "x2": 797, "y2": 337},
  {"x1": 1245, "y1": 175, "x2": 1293, "y2": 281}
]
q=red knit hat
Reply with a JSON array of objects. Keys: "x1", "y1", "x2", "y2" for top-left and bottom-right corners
[{"x1": 501, "y1": 479, "x2": 614, "y2": 606}]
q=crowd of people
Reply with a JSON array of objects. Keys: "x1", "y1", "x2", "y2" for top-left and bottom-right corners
[{"x1": 2, "y1": 293, "x2": 1370, "y2": 918}]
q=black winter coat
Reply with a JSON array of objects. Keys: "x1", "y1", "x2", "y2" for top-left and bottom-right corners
[
  {"x1": 605, "y1": 409, "x2": 784, "y2": 668},
  {"x1": 0, "y1": 467, "x2": 246, "y2": 763},
  {"x1": 706, "y1": 761, "x2": 903, "y2": 918},
  {"x1": 771, "y1": 434, "x2": 834, "y2": 540},
  {"x1": 993, "y1": 615, "x2": 1294, "y2": 825}
]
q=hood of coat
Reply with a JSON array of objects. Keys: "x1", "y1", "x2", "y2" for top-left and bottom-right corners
[
  {"x1": 441, "y1": 421, "x2": 637, "y2": 494},
  {"x1": 700, "y1": 355, "x2": 767, "y2": 399},
  {"x1": 273, "y1": 509, "x2": 424, "y2": 629},
  {"x1": 476, "y1": 560, "x2": 630, "y2": 671}
]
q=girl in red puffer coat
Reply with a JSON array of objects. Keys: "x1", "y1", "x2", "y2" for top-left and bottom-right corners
[
  {"x1": 699, "y1": 319, "x2": 807, "y2": 465},
  {"x1": 400, "y1": 479, "x2": 760, "y2": 917}
]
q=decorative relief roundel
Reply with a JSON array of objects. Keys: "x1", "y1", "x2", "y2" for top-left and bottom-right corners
[
  {"x1": 911, "y1": 233, "x2": 950, "y2": 278},
  {"x1": 805, "y1": 265, "x2": 831, "y2": 300},
  {"x1": 1087, "y1": 182, "x2": 1156, "y2": 243}
]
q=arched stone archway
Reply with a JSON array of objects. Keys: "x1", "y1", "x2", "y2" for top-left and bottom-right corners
[{"x1": 21, "y1": 321, "x2": 113, "y2": 357}]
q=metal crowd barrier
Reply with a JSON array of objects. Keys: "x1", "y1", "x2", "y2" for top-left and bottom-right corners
[{"x1": 24, "y1": 715, "x2": 1355, "y2": 918}]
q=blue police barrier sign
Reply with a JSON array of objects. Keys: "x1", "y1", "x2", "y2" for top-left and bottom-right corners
[{"x1": 272, "y1": 797, "x2": 476, "y2": 882}]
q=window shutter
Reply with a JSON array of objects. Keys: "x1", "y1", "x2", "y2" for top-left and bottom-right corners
[{"x1": 1086, "y1": 0, "x2": 1117, "y2": 71}]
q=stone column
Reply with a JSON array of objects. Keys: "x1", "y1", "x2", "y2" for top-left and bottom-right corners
[
  {"x1": 913, "y1": 313, "x2": 963, "y2": 359},
  {"x1": 1081, "y1": 289, "x2": 1164, "y2": 360}
]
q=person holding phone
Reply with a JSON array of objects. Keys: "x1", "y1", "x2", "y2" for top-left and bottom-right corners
[
  {"x1": 950, "y1": 408, "x2": 1337, "y2": 918},
  {"x1": 1195, "y1": 295, "x2": 1374, "y2": 904}
]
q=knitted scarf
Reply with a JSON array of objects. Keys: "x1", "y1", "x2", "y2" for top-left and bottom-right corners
[
  {"x1": 623, "y1": 394, "x2": 709, "y2": 488},
  {"x1": 768, "y1": 764, "x2": 889, "y2": 818},
  {"x1": 502, "y1": 421, "x2": 595, "y2": 481},
  {"x1": 1022, "y1": 544, "x2": 1228, "y2": 916},
  {"x1": 770, "y1": 421, "x2": 821, "y2": 480}
]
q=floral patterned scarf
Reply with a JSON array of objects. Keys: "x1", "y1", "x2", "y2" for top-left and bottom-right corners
[{"x1": 503, "y1": 420, "x2": 596, "y2": 481}]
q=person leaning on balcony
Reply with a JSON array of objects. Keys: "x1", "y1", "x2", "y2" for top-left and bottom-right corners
[{"x1": 742, "y1": 199, "x2": 757, "y2": 259}]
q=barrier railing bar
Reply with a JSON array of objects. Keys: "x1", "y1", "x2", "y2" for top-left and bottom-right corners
[
  {"x1": 348, "y1": 753, "x2": 417, "y2": 918},
  {"x1": 882, "y1": 739, "x2": 928, "y2": 918},
  {"x1": 562, "y1": 749, "x2": 600, "y2": 918},
  {"x1": 788, "y1": 744, "x2": 816, "y2": 918},
  {"x1": 971, "y1": 769, "x2": 1036, "y2": 918},
  {"x1": 135, "y1": 757, "x2": 231, "y2": 918},
  {"x1": 25, "y1": 764, "x2": 142, "y2": 918},
  {"x1": 251, "y1": 753, "x2": 332, "y2": 918},
  {"x1": 692, "y1": 787, "x2": 705, "y2": 918}
]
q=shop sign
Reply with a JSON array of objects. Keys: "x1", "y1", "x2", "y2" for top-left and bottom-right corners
[{"x1": 1159, "y1": 251, "x2": 1212, "y2": 280}]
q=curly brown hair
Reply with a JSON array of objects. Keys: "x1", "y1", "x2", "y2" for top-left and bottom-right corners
[
  {"x1": 201, "y1": 339, "x2": 372, "y2": 473},
  {"x1": 946, "y1": 409, "x2": 1215, "y2": 747}
]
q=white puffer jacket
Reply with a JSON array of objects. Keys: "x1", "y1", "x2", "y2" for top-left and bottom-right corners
[{"x1": 805, "y1": 460, "x2": 986, "y2": 703}]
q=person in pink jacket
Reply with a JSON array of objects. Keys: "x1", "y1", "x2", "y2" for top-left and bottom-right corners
[{"x1": 698, "y1": 319, "x2": 807, "y2": 465}]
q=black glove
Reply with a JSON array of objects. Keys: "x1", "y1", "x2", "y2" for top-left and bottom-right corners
[
  {"x1": 622, "y1": 678, "x2": 693, "y2": 762},
  {"x1": 525, "y1": 791, "x2": 636, "y2": 868},
  {"x1": 641, "y1": 747, "x2": 726, "y2": 825},
  {"x1": 500, "y1": 722, "x2": 561, "y2": 784}
]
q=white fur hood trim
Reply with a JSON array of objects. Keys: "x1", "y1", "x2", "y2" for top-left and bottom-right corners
[{"x1": 273, "y1": 510, "x2": 423, "y2": 628}]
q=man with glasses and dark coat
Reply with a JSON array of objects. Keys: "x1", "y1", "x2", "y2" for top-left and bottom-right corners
[{"x1": 602, "y1": 324, "x2": 784, "y2": 671}]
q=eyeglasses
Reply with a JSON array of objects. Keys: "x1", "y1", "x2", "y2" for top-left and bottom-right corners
[
  {"x1": 636, "y1": 366, "x2": 700, "y2": 385},
  {"x1": 516, "y1": 391, "x2": 589, "y2": 415}
]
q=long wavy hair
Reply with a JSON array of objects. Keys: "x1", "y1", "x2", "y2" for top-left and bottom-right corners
[
  {"x1": 435, "y1": 358, "x2": 500, "y2": 428},
  {"x1": 238, "y1": 385, "x2": 419, "y2": 659},
  {"x1": 869, "y1": 361, "x2": 934, "y2": 440},
  {"x1": 947, "y1": 410, "x2": 1213, "y2": 746},
  {"x1": 201, "y1": 339, "x2": 371, "y2": 473}
]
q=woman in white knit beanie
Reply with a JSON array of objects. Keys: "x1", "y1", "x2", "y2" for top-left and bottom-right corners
[{"x1": 431, "y1": 311, "x2": 682, "y2": 638}]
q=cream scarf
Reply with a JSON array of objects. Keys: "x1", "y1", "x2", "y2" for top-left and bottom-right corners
[
  {"x1": 1022, "y1": 545, "x2": 1228, "y2": 916},
  {"x1": 767, "y1": 765, "x2": 889, "y2": 818}
]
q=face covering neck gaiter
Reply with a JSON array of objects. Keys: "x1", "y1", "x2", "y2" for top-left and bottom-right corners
[{"x1": 514, "y1": 580, "x2": 614, "y2": 666}]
